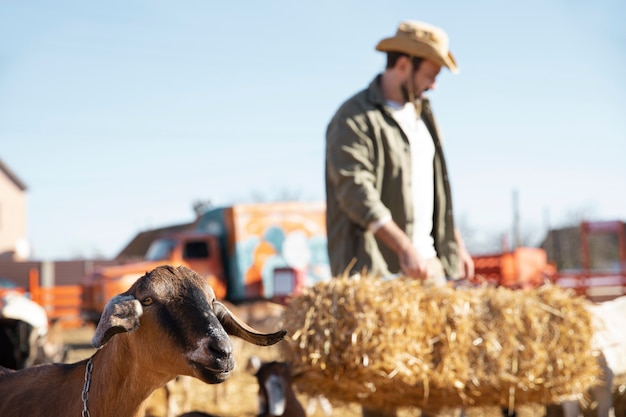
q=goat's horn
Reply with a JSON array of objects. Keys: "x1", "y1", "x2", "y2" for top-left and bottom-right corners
[{"x1": 213, "y1": 301, "x2": 286, "y2": 346}]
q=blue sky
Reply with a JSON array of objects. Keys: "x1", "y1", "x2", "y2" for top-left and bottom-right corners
[{"x1": 1, "y1": 1, "x2": 625, "y2": 260}]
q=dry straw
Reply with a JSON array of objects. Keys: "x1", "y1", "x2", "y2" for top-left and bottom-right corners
[{"x1": 280, "y1": 275, "x2": 601, "y2": 412}]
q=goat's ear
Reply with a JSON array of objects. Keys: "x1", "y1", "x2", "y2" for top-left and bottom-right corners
[
  {"x1": 92, "y1": 295, "x2": 143, "y2": 348},
  {"x1": 213, "y1": 301, "x2": 287, "y2": 346}
]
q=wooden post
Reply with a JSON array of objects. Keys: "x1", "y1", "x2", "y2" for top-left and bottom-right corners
[
  {"x1": 578, "y1": 222, "x2": 590, "y2": 297},
  {"x1": 40, "y1": 261, "x2": 55, "y2": 288}
]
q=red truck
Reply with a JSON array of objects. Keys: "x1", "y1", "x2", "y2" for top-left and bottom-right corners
[{"x1": 81, "y1": 201, "x2": 331, "y2": 323}]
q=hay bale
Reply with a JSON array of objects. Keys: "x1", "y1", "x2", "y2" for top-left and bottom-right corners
[{"x1": 280, "y1": 276, "x2": 601, "y2": 411}]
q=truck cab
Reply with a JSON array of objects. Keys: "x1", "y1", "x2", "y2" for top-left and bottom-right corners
[{"x1": 81, "y1": 232, "x2": 226, "y2": 323}]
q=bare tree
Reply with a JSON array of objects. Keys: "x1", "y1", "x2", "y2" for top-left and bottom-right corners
[{"x1": 559, "y1": 204, "x2": 598, "y2": 228}]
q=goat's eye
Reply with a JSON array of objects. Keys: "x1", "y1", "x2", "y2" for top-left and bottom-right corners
[{"x1": 141, "y1": 297, "x2": 153, "y2": 306}]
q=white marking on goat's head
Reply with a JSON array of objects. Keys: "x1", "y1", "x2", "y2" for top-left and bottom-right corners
[{"x1": 264, "y1": 373, "x2": 288, "y2": 415}]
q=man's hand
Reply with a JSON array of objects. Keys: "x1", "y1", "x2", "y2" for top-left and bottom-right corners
[
  {"x1": 398, "y1": 245, "x2": 429, "y2": 279},
  {"x1": 373, "y1": 220, "x2": 428, "y2": 279},
  {"x1": 455, "y1": 228, "x2": 475, "y2": 280}
]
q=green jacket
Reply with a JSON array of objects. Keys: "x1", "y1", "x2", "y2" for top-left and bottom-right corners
[{"x1": 325, "y1": 75, "x2": 461, "y2": 279}]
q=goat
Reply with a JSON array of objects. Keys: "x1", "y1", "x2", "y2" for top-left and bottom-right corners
[
  {"x1": 255, "y1": 360, "x2": 307, "y2": 417},
  {"x1": 0, "y1": 317, "x2": 36, "y2": 369},
  {"x1": 246, "y1": 356, "x2": 309, "y2": 417},
  {"x1": 0, "y1": 290, "x2": 67, "y2": 369},
  {"x1": 0, "y1": 265, "x2": 286, "y2": 417},
  {"x1": 174, "y1": 358, "x2": 315, "y2": 417}
]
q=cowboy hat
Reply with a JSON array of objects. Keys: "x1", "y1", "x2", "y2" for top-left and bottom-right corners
[{"x1": 375, "y1": 20, "x2": 459, "y2": 74}]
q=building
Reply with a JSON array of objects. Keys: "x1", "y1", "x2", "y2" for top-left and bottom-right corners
[
  {"x1": 0, "y1": 158, "x2": 29, "y2": 260},
  {"x1": 540, "y1": 221, "x2": 626, "y2": 272}
]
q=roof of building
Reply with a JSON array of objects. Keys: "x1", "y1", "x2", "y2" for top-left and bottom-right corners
[{"x1": 0, "y1": 158, "x2": 27, "y2": 191}]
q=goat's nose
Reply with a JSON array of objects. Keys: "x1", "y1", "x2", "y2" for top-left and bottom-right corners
[{"x1": 208, "y1": 336, "x2": 233, "y2": 358}]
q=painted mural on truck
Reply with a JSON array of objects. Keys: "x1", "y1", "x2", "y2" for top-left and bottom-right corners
[{"x1": 195, "y1": 201, "x2": 331, "y2": 300}]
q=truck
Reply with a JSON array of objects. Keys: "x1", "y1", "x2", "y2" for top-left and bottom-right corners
[{"x1": 81, "y1": 201, "x2": 331, "y2": 323}]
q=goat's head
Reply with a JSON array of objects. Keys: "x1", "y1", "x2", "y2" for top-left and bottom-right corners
[
  {"x1": 91, "y1": 265, "x2": 286, "y2": 384},
  {"x1": 249, "y1": 358, "x2": 303, "y2": 417}
]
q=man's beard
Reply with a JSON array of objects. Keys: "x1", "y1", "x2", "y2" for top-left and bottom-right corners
[
  {"x1": 401, "y1": 84, "x2": 411, "y2": 103},
  {"x1": 401, "y1": 83, "x2": 424, "y2": 103}
]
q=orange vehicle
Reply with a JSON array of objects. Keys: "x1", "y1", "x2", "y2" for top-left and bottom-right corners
[
  {"x1": 471, "y1": 247, "x2": 556, "y2": 290},
  {"x1": 81, "y1": 201, "x2": 331, "y2": 323}
]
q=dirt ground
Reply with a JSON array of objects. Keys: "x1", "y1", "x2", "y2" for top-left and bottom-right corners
[{"x1": 60, "y1": 325, "x2": 559, "y2": 417}]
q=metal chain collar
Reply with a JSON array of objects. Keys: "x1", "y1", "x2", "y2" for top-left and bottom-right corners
[{"x1": 81, "y1": 356, "x2": 94, "y2": 417}]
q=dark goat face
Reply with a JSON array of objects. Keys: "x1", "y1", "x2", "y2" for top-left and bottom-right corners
[
  {"x1": 256, "y1": 362, "x2": 298, "y2": 416},
  {"x1": 92, "y1": 265, "x2": 286, "y2": 384}
]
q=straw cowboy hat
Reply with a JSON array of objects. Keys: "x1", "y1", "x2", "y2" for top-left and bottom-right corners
[{"x1": 375, "y1": 20, "x2": 459, "y2": 74}]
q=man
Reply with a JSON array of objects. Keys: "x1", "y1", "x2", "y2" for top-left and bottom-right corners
[
  {"x1": 325, "y1": 20, "x2": 474, "y2": 416},
  {"x1": 326, "y1": 20, "x2": 473, "y2": 285}
]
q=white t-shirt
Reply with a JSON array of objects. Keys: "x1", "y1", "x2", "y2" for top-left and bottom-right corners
[{"x1": 387, "y1": 100, "x2": 437, "y2": 260}]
